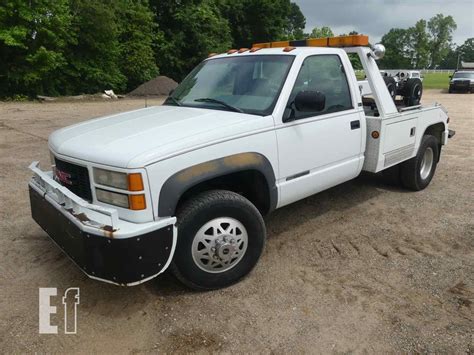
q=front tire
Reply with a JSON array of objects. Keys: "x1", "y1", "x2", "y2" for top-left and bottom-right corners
[
  {"x1": 171, "y1": 190, "x2": 266, "y2": 290},
  {"x1": 400, "y1": 135, "x2": 439, "y2": 191}
]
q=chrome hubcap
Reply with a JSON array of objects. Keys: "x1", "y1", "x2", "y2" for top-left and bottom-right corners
[
  {"x1": 191, "y1": 217, "x2": 248, "y2": 273},
  {"x1": 420, "y1": 147, "x2": 434, "y2": 180}
]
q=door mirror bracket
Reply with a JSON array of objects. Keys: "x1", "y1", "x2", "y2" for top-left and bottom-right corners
[{"x1": 283, "y1": 102, "x2": 296, "y2": 123}]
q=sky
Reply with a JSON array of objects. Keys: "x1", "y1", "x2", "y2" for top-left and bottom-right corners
[{"x1": 293, "y1": 0, "x2": 474, "y2": 45}]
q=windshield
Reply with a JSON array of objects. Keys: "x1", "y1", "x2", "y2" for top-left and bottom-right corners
[
  {"x1": 164, "y1": 55, "x2": 295, "y2": 116},
  {"x1": 453, "y1": 72, "x2": 474, "y2": 79}
]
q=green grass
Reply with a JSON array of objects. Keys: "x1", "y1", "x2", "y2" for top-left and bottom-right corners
[{"x1": 422, "y1": 72, "x2": 451, "y2": 89}]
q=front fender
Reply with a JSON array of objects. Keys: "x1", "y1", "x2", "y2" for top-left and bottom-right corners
[{"x1": 157, "y1": 152, "x2": 277, "y2": 217}]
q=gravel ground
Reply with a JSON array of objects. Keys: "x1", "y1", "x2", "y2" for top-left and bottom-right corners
[{"x1": 0, "y1": 91, "x2": 472, "y2": 353}]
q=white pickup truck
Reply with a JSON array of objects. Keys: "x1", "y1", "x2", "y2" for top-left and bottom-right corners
[{"x1": 29, "y1": 35, "x2": 454, "y2": 290}]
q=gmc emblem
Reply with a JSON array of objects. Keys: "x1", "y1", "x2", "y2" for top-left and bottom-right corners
[{"x1": 55, "y1": 169, "x2": 73, "y2": 185}]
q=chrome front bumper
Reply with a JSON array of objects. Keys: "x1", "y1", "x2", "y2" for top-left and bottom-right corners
[{"x1": 29, "y1": 161, "x2": 177, "y2": 286}]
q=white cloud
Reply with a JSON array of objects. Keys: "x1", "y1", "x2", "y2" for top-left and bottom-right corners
[{"x1": 294, "y1": 0, "x2": 474, "y2": 45}]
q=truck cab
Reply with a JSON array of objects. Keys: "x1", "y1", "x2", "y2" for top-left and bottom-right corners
[
  {"x1": 29, "y1": 35, "x2": 453, "y2": 290},
  {"x1": 449, "y1": 70, "x2": 474, "y2": 93}
]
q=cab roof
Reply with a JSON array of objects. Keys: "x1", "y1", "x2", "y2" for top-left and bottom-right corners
[{"x1": 207, "y1": 47, "x2": 347, "y2": 60}]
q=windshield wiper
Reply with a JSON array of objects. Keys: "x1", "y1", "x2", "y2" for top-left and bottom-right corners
[
  {"x1": 166, "y1": 96, "x2": 182, "y2": 106},
  {"x1": 194, "y1": 98, "x2": 243, "y2": 113}
]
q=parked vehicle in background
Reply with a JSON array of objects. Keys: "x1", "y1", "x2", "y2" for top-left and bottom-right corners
[
  {"x1": 29, "y1": 35, "x2": 454, "y2": 290},
  {"x1": 449, "y1": 70, "x2": 474, "y2": 93},
  {"x1": 380, "y1": 70, "x2": 423, "y2": 106}
]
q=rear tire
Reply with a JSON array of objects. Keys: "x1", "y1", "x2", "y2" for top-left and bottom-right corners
[
  {"x1": 400, "y1": 135, "x2": 439, "y2": 191},
  {"x1": 171, "y1": 190, "x2": 266, "y2": 290},
  {"x1": 383, "y1": 76, "x2": 397, "y2": 101},
  {"x1": 403, "y1": 78, "x2": 423, "y2": 106}
]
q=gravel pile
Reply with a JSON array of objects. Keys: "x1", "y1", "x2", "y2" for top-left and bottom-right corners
[{"x1": 128, "y1": 76, "x2": 178, "y2": 97}]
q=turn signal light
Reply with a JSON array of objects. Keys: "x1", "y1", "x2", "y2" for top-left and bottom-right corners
[
  {"x1": 129, "y1": 194, "x2": 146, "y2": 210},
  {"x1": 128, "y1": 173, "x2": 144, "y2": 191}
]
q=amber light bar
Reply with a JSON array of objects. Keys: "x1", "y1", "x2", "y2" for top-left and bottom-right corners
[{"x1": 253, "y1": 34, "x2": 369, "y2": 49}]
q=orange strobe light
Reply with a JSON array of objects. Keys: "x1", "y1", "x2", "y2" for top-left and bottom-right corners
[{"x1": 253, "y1": 35, "x2": 369, "y2": 49}]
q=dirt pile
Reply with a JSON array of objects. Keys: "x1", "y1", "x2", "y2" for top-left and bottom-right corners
[{"x1": 128, "y1": 76, "x2": 178, "y2": 96}]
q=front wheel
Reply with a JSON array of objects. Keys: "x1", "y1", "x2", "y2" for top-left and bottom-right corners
[
  {"x1": 170, "y1": 190, "x2": 266, "y2": 290},
  {"x1": 400, "y1": 135, "x2": 439, "y2": 191}
]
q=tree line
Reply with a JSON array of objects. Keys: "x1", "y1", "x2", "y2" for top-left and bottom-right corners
[
  {"x1": 378, "y1": 14, "x2": 473, "y2": 70},
  {"x1": 0, "y1": 1, "x2": 472, "y2": 98},
  {"x1": 0, "y1": 0, "x2": 307, "y2": 97}
]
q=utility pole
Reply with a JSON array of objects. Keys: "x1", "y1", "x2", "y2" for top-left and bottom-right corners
[{"x1": 456, "y1": 53, "x2": 461, "y2": 70}]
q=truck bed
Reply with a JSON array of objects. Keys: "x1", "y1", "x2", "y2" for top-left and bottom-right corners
[{"x1": 362, "y1": 105, "x2": 448, "y2": 173}]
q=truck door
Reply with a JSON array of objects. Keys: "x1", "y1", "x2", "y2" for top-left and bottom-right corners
[{"x1": 276, "y1": 54, "x2": 364, "y2": 207}]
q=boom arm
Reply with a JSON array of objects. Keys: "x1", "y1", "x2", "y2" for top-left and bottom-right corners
[{"x1": 345, "y1": 47, "x2": 398, "y2": 118}]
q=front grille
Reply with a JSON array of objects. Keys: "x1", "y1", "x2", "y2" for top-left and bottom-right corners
[{"x1": 54, "y1": 158, "x2": 93, "y2": 202}]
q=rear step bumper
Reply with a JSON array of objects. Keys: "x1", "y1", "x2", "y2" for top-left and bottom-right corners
[{"x1": 442, "y1": 129, "x2": 455, "y2": 145}]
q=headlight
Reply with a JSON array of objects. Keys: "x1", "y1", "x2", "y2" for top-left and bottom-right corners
[
  {"x1": 96, "y1": 189, "x2": 147, "y2": 210},
  {"x1": 93, "y1": 168, "x2": 144, "y2": 191},
  {"x1": 93, "y1": 168, "x2": 146, "y2": 210},
  {"x1": 96, "y1": 189, "x2": 129, "y2": 208},
  {"x1": 93, "y1": 168, "x2": 128, "y2": 190}
]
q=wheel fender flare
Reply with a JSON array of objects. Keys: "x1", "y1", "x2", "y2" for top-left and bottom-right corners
[
  {"x1": 421, "y1": 121, "x2": 447, "y2": 161},
  {"x1": 158, "y1": 152, "x2": 277, "y2": 217}
]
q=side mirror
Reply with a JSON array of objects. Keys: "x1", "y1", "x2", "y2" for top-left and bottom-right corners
[
  {"x1": 294, "y1": 90, "x2": 325, "y2": 112},
  {"x1": 449, "y1": 75, "x2": 452, "y2": 79}
]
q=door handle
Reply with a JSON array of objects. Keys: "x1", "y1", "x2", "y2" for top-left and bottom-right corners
[{"x1": 350, "y1": 120, "x2": 360, "y2": 130}]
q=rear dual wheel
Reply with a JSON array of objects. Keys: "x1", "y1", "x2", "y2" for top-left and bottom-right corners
[{"x1": 400, "y1": 135, "x2": 439, "y2": 190}]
